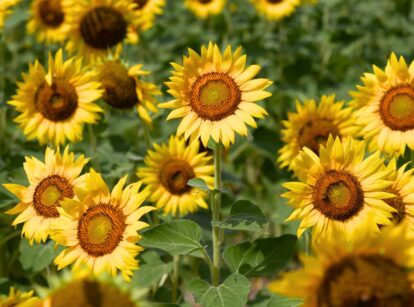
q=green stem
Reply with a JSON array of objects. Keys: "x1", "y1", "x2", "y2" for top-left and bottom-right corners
[
  {"x1": 172, "y1": 255, "x2": 180, "y2": 303},
  {"x1": 211, "y1": 142, "x2": 222, "y2": 286},
  {"x1": 0, "y1": 107, "x2": 6, "y2": 157},
  {"x1": 143, "y1": 124, "x2": 151, "y2": 149},
  {"x1": 88, "y1": 125, "x2": 99, "y2": 170}
]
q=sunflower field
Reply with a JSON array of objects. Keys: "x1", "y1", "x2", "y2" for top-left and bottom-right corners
[{"x1": 1, "y1": 0, "x2": 414, "y2": 306}]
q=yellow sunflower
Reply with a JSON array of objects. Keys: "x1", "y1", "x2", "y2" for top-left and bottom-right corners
[
  {"x1": 137, "y1": 136, "x2": 214, "y2": 216},
  {"x1": 185, "y1": 0, "x2": 226, "y2": 19},
  {"x1": 278, "y1": 94, "x2": 358, "y2": 170},
  {"x1": 0, "y1": 0, "x2": 20, "y2": 29},
  {"x1": 250, "y1": 0, "x2": 300, "y2": 21},
  {"x1": 351, "y1": 53, "x2": 414, "y2": 157},
  {"x1": 3, "y1": 147, "x2": 88, "y2": 244},
  {"x1": 65, "y1": 0, "x2": 142, "y2": 63},
  {"x1": 131, "y1": 0, "x2": 165, "y2": 30},
  {"x1": 268, "y1": 223, "x2": 414, "y2": 306},
  {"x1": 51, "y1": 169, "x2": 154, "y2": 281},
  {"x1": 27, "y1": 0, "x2": 70, "y2": 43},
  {"x1": 8, "y1": 49, "x2": 103, "y2": 145},
  {"x1": 0, "y1": 287, "x2": 40, "y2": 307},
  {"x1": 97, "y1": 58, "x2": 161, "y2": 126},
  {"x1": 283, "y1": 136, "x2": 395, "y2": 240},
  {"x1": 160, "y1": 42, "x2": 272, "y2": 148}
]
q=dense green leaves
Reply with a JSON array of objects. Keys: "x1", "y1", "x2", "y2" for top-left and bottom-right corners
[
  {"x1": 132, "y1": 251, "x2": 174, "y2": 288},
  {"x1": 187, "y1": 274, "x2": 251, "y2": 307},
  {"x1": 223, "y1": 235, "x2": 297, "y2": 277},
  {"x1": 212, "y1": 200, "x2": 268, "y2": 233},
  {"x1": 140, "y1": 220, "x2": 205, "y2": 258},
  {"x1": 19, "y1": 239, "x2": 63, "y2": 273}
]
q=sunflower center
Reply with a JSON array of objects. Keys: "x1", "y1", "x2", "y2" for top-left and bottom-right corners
[
  {"x1": 384, "y1": 187, "x2": 405, "y2": 224},
  {"x1": 49, "y1": 279, "x2": 135, "y2": 307},
  {"x1": 99, "y1": 61, "x2": 138, "y2": 109},
  {"x1": 78, "y1": 204, "x2": 126, "y2": 257},
  {"x1": 298, "y1": 119, "x2": 339, "y2": 153},
  {"x1": 80, "y1": 6, "x2": 127, "y2": 50},
  {"x1": 190, "y1": 72, "x2": 242, "y2": 121},
  {"x1": 313, "y1": 170, "x2": 364, "y2": 221},
  {"x1": 199, "y1": 0, "x2": 213, "y2": 3},
  {"x1": 38, "y1": 0, "x2": 64, "y2": 28},
  {"x1": 33, "y1": 175, "x2": 74, "y2": 218},
  {"x1": 160, "y1": 159, "x2": 195, "y2": 195},
  {"x1": 379, "y1": 85, "x2": 414, "y2": 131},
  {"x1": 317, "y1": 255, "x2": 414, "y2": 307},
  {"x1": 133, "y1": 0, "x2": 149, "y2": 9},
  {"x1": 267, "y1": 0, "x2": 283, "y2": 3},
  {"x1": 35, "y1": 79, "x2": 78, "y2": 122}
]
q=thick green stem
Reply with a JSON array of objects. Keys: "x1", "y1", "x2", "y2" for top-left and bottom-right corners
[
  {"x1": 172, "y1": 255, "x2": 180, "y2": 303},
  {"x1": 88, "y1": 125, "x2": 99, "y2": 170},
  {"x1": 211, "y1": 142, "x2": 222, "y2": 286}
]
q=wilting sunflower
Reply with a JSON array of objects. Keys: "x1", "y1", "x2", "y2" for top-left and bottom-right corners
[
  {"x1": 97, "y1": 58, "x2": 161, "y2": 126},
  {"x1": 8, "y1": 49, "x2": 103, "y2": 145},
  {"x1": 278, "y1": 95, "x2": 358, "y2": 170},
  {"x1": 383, "y1": 159, "x2": 414, "y2": 231},
  {"x1": 185, "y1": 0, "x2": 226, "y2": 19},
  {"x1": 51, "y1": 169, "x2": 154, "y2": 281},
  {"x1": 65, "y1": 0, "x2": 142, "y2": 63},
  {"x1": 0, "y1": 287, "x2": 40, "y2": 307},
  {"x1": 268, "y1": 223, "x2": 414, "y2": 306},
  {"x1": 27, "y1": 0, "x2": 70, "y2": 43},
  {"x1": 160, "y1": 42, "x2": 272, "y2": 148},
  {"x1": 137, "y1": 136, "x2": 214, "y2": 216},
  {"x1": 0, "y1": 0, "x2": 20, "y2": 29},
  {"x1": 351, "y1": 53, "x2": 414, "y2": 157},
  {"x1": 131, "y1": 0, "x2": 165, "y2": 30},
  {"x1": 250, "y1": 0, "x2": 300, "y2": 21},
  {"x1": 283, "y1": 136, "x2": 395, "y2": 240},
  {"x1": 3, "y1": 147, "x2": 88, "y2": 244}
]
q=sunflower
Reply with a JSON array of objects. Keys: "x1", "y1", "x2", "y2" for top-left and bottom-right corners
[
  {"x1": 0, "y1": 287, "x2": 40, "y2": 307},
  {"x1": 27, "y1": 0, "x2": 70, "y2": 43},
  {"x1": 268, "y1": 223, "x2": 414, "y2": 306},
  {"x1": 3, "y1": 147, "x2": 88, "y2": 244},
  {"x1": 283, "y1": 136, "x2": 395, "y2": 240},
  {"x1": 131, "y1": 0, "x2": 165, "y2": 30},
  {"x1": 65, "y1": 0, "x2": 142, "y2": 63},
  {"x1": 250, "y1": 0, "x2": 300, "y2": 21},
  {"x1": 51, "y1": 169, "x2": 154, "y2": 281},
  {"x1": 8, "y1": 49, "x2": 103, "y2": 145},
  {"x1": 383, "y1": 159, "x2": 414, "y2": 232},
  {"x1": 185, "y1": 0, "x2": 226, "y2": 19},
  {"x1": 160, "y1": 42, "x2": 272, "y2": 148},
  {"x1": 351, "y1": 53, "x2": 414, "y2": 157},
  {"x1": 0, "y1": 0, "x2": 20, "y2": 29},
  {"x1": 278, "y1": 95, "x2": 358, "y2": 170},
  {"x1": 97, "y1": 58, "x2": 161, "y2": 126},
  {"x1": 137, "y1": 136, "x2": 214, "y2": 216}
]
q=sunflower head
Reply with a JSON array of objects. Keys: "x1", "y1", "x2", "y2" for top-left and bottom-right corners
[
  {"x1": 283, "y1": 136, "x2": 395, "y2": 240},
  {"x1": 250, "y1": 0, "x2": 301, "y2": 21},
  {"x1": 278, "y1": 95, "x2": 358, "y2": 170},
  {"x1": 131, "y1": 0, "x2": 165, "y2": 30},
  {"x1": 185, "y1": 0, "x2": 226, "y2": 19},
  {"x1": 351, "y1": 53, "x2": 414, "y2": 157},
  {"x1": 51, "y1": 169, "x2": 154, "y2": 281},
  {"x1": 160, "y1": 42, "x2": 272, "y2": 148},
  {"x1": 137, "y1": 136, "x2": 214, "y2": 216},
  {"x1": 269, "y1": 223, "x2": 414, "y2": 306},
  {"x1": 0, "y1": 287, "x2": 40, "y2": 307}
]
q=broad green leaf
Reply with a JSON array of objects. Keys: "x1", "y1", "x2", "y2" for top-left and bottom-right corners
[
  {"x1": 267, "y1": 294, "x2": 303, "y2": 307},
  {"x1": 187, "y1": 274, "x2": 251, "y2": 307},
  {"x1": 187, "y1": 178, "x2": 210, "y2": 191},
  {"x1": 19, "y1": 239, "x2": 63, "y2": 273},
  {"x1": 140, "y1": 220, "x2": 204, "y2": 258},
  {"x1": 212, "y1": 200, "x2": 267, "y2": 233},
  {"x1": 223, "y1": 235, "x2": 297, "y2": 277}
]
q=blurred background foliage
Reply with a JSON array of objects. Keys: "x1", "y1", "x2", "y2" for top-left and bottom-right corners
[{"x1": 0, "y1": 0, "x2": 414, "y2": 305}]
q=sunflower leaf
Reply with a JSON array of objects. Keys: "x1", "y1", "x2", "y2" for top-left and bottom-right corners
[
  {"x1": 223, "y1": 235, "x2": 297, "y2": 277},
  {"x1": 187, "y1": 178, "x2": 210, "y2": 191},
  {"x1": 19, "y1": 239, "x2": 63, "y2": 273}
]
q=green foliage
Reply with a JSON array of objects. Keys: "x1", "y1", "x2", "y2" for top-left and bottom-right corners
[{"x1": 19, "y1": 239, "x2": 63, "y2": 273}]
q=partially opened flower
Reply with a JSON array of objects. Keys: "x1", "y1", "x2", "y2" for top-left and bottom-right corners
[
  {"x1": 250, "y1": 0, "x2": 300, "y2": 21},
  {"x1": 351, "y1": 53, "x2": 414, "y2": 157},
  {"x1": 27, "y1": 0, "x2": 70, "y2": 43},
  {"x1": 3, "y1": 147, "x2": 88, "y2": 244},
  {"x1": 137, "y1": 136, "x2": 214, "y2": 216},
  {"x1": 185, "y1": 0, "x2": 226, "y2": 19},
  {"x1": 0, "y1": 0, "x2": 20, "y2": 29},
  {"x1": 283, "y1": 136, "x2": 395, "y2": 240},
  {"x1": 278, "y1": 95, "x2": 357, "y2": 170},
  {"x1": 51, "y1": 169, "x2": 154, "y2": 281},
  {"x1": 161, "y1": 42, "x2": 272, "y2": 148},
  {"x1": 269, "y1": 223, "x2": 414, "y2": 306},
  {"x1": 8, "y1": 49, "x2": 103, "y2": 145},
  {"x1": 0, "y1": 287, "x2": 40, "y2": 307}
]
